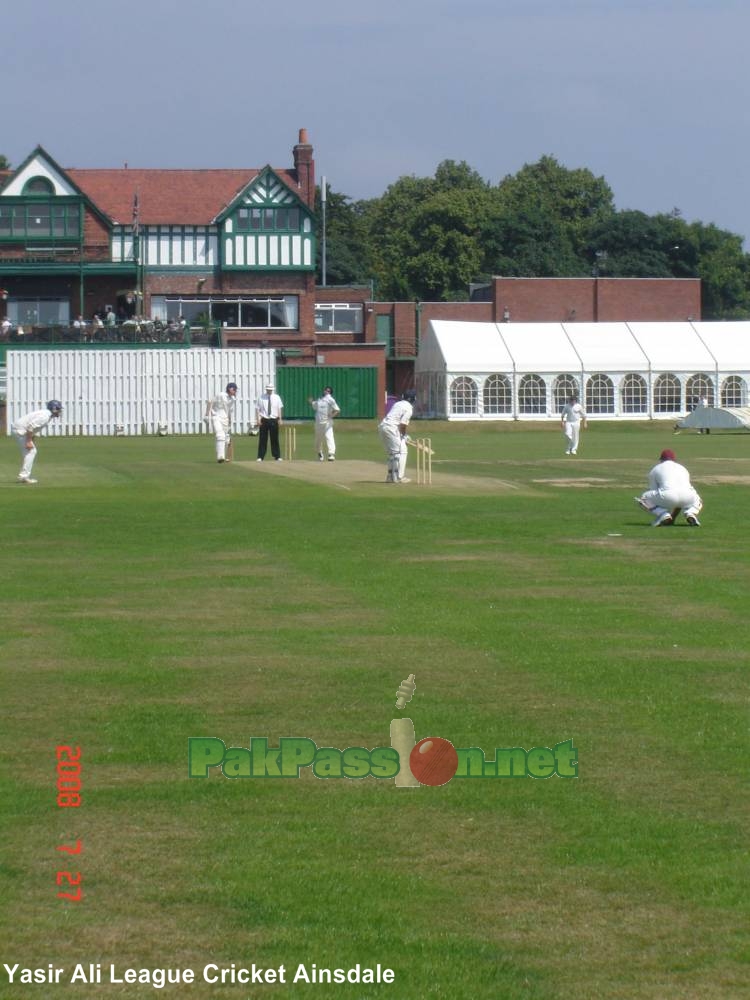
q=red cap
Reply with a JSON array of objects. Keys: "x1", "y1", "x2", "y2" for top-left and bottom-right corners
[{"x1": 660, "y1": 449, "x2": 676, "y2": 462}]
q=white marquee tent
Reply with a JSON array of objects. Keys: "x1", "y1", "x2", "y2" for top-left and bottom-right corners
[{"x1": 416, "y1": 320, "x2": 750, "y2": 420}]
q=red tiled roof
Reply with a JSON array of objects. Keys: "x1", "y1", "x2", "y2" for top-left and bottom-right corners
[{"x1": 67, "y1": 167, "x2": 300, "y2": 225}]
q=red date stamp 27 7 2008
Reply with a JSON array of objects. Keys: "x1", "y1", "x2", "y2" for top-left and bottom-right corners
[{"x1": 55, "y1": 746, "x2": 83, "y2": 902}]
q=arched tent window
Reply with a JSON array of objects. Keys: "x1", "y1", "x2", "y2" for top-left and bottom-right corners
[
  {"x1": 653, "y1": 374, "x2": 681, "y2": 413},
  {"x1": 554, "y1": 374, "x2": 580, "y2": 412},
  {"x1": 22, "y1": 176, "x2": 55, "y2": 195},
  {"x1": 721, "y1": 376, "x2": 746, "y2": 408},
  {"x1": 483, "y1": 374, "x2": 512, "y2": 414},
  {"x1": 686, "y1": 374, "x2": 715, "y2": 410},
  {"x1": 449, "y1": 376, "x2": 478, "y2": 415},
  {"x1": 621, "y1": 374, "x2": 648, "y2": 414},
  {"x1": 586, "y1": 373, "x2": 614, "y2": 414},
  {"x1": 518, "y1": 374, "x2": 546, "y2": 414}
]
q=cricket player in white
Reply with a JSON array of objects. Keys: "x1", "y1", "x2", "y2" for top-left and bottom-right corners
[
  {"x1": 378, "y1": 390, "x2": 415, "y2": 483},
  {"x1": 12, "y1": 400, "x2": 63, "y2": 484},
  {"x1": 635, "y1": 449, "x2": 702, "y2": 527},
  {"x1": 206, "y1": 382, "x2": 237, "y2": 462},
  {"x1": 560, "y1": 395, "x2": 587, "y2": 455},
  {"x1": 309, "y1": 386, "x2": 341, "y2": 461}
]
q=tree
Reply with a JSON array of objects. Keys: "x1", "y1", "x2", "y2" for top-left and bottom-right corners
[
  {"x1": 361, "y1": 162, "x2": 493, "y2": 299},
  {"x1": 689, "y1": 222, "x2": 750, "y2": 319},
  {"x1": 403, "y1": 188, "x2": 489, "y2": 300},
  {"x1": 312, "y1": 153, "x2": 750, "y2": 317},
  {"x1": 314, "y1": 186, "x2": 373, "y2": 287},
  {"x1": 0, "y1": 155, "x2": 10, "y2": 171},
  {"x1": 359, "y1": 174, "x2": 437, "y2": 298},
  {"x1": 585, "y1": 210, "x2": 695, "y2": 278},
  {"x1": 480, "y1": 202, "x2": 584, "y2": 277},
  {"x1": 490, "y1": 155, "x2": 616, "y2": 271}
]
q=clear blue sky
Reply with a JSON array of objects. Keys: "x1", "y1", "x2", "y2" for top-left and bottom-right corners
[{"x1": 3, "y1": 0, "x2": 748, "y2": 244}]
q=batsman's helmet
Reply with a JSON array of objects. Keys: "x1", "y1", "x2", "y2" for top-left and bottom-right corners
[
  {"x1": 47, "y1": 400, "x2": 63, "y2": 414},
  {"x1": 403, "y1": 389, "x2": 417, "y2": 403},
  {"x1": 226, "y1": 382, "x2": 238, "y2": 393}
]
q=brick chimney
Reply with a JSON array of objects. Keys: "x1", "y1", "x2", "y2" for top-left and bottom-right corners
[{"x1": 293, "y1": 127, "x2": 315, "y2": 207}]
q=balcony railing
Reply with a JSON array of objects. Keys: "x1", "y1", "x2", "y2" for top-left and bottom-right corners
[
  {"x1": 0, "y1": 244, "x2": 121, "y2": 265},
  {"x1": 0, "y1": 321, "x2": 221, "y2": 347}
]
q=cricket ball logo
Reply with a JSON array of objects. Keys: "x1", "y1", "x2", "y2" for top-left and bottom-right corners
[
  {"x1": 187, "y1": 675, "x2": 577, "y2": 782},
  {"x1": 390, "y1": 674, "x2": 459, "y2": 787}
]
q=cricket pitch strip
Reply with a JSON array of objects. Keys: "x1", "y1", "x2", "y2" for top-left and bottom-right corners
[{"x1": 236, "y1": 458, "x2": 525, "y2": 494}]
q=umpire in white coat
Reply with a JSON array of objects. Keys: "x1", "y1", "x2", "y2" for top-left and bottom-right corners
[{"x1": 635, "y1": 449, "x2": 703, "y2": 527}]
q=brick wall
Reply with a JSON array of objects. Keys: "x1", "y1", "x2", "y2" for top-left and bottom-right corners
[
  {"x1": 596, "y1": 279, "x2": 700, "y2": 321},
  {"x1": 489, "y1": 277, "x2": 701, "y2": 323}
]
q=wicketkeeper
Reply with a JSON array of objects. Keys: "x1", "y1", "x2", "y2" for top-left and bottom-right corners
[{"x1": 634, "y1": 448, "x2": 703, "y2": 527}]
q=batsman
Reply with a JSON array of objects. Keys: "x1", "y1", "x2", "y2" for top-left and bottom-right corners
[
  {"x1": 378, "y1": 389, "x2": 416, "y2": 483},
  {"x1": 205, "y1": 382, "x2": 237, "y2": 463}
]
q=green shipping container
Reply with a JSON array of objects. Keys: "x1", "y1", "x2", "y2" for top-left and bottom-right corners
[{"x1": 276, "y1": 366, "x2": 378, "y2": 420}]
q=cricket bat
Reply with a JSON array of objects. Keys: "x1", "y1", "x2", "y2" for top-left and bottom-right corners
[{"x1": 226, "y1": 437, "x2": 234, "y2": 462}]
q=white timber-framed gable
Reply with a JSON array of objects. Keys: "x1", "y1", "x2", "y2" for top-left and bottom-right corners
[
  {"x1": 1, "y1": 148, "x2": 79, "y2": 199},
  {"x1": 0, "y1": 147, "x2": 92, "y2": 248},
  {"x1": 217, "y1": 166, "x2": 314, "y2": 271}
]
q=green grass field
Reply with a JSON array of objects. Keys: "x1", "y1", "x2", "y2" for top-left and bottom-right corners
[{"x1": 1, "y1": 420, "x2": 748, "y2": 1000}]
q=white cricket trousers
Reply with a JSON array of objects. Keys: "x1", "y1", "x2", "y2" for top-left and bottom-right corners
[
  {"x1": 563, "y1": 422, "x2": 581, "y2": 453},
  {"x1": 314, "y1": 421, "x2": 336, "y2": 458},
  {"x1": 640, "y1": 487, "x2": 703, "y2": 520},
  {"x1": 211, "y1": 417, "x2": 230, "y2": 461},
  {"x1": 378, "y1": 423, "x2": 407, "y2": 481},
  {"x1": 14, "y1": 433, "x2": 37, "y2": 479}
]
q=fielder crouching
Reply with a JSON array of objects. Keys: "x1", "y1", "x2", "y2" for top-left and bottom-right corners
[
  {"x1": 634, "y1": 448, "x2": 703, "y2": 527},
  {"x1": 378, "y1": 390, "x2": 416, "y2": 484}
]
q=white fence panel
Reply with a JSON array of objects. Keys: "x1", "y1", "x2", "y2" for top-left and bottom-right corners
[{"x1": 6, "y1": 349, "x2": 276, "y2": 436}]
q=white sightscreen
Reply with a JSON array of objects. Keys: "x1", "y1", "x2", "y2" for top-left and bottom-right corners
[{"x1": 6, "y1": 349, "x2": 276, "y2": 436}]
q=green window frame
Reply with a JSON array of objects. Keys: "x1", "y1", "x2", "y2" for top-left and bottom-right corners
[
  {"x1": 236, "y1": 206, "x2": 300, "y2": 232},
  {"x1": 22, "y1": 176, "x2": 55, "y2": 195},
  {"x1": 0, "y1": 200, "x2": 81, "y2": 240}
]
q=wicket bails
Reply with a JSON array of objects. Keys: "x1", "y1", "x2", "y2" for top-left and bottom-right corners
[
  {"x1": 283, "y1": 425, "x2": 297, "y2": 461},
  {"x1": 414, "y1": 437, "x2": 432, "y2": 485}
]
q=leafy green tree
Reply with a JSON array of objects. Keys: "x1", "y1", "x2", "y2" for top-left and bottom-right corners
[
  {"x1": 0, "y1": 155, "x2": 10, "y2": 171},
  {"x1": 487, "y1": 155, "x2": 616, "y2": 274},
  {"x1": 314, "y1": 154, "x2": 750, "y2": 318},
  {"x1": 480, "y1": 202, "x2": 584, "y2": 277},
  {"x1": 689, "y1": 222, "x2": 750, "y2": 318},
  {"x1": 359, "y1": 174, "x2": 437, "y2": 298},
  {"x1": 404, "y1": 188, "x2": 493, "y2": 299},
  {"x1": 586, "y1": 209, "x2": 750, "y2": 317},
  {"x1": 585, "y1": 210, "x2": 694, "y2": 278},
  {"x1": 361, "y1": 161, "x2": 493, "y2": 299},
  {"x1": 314, "y1": 186, "x2": 373, "y2": 287}
]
